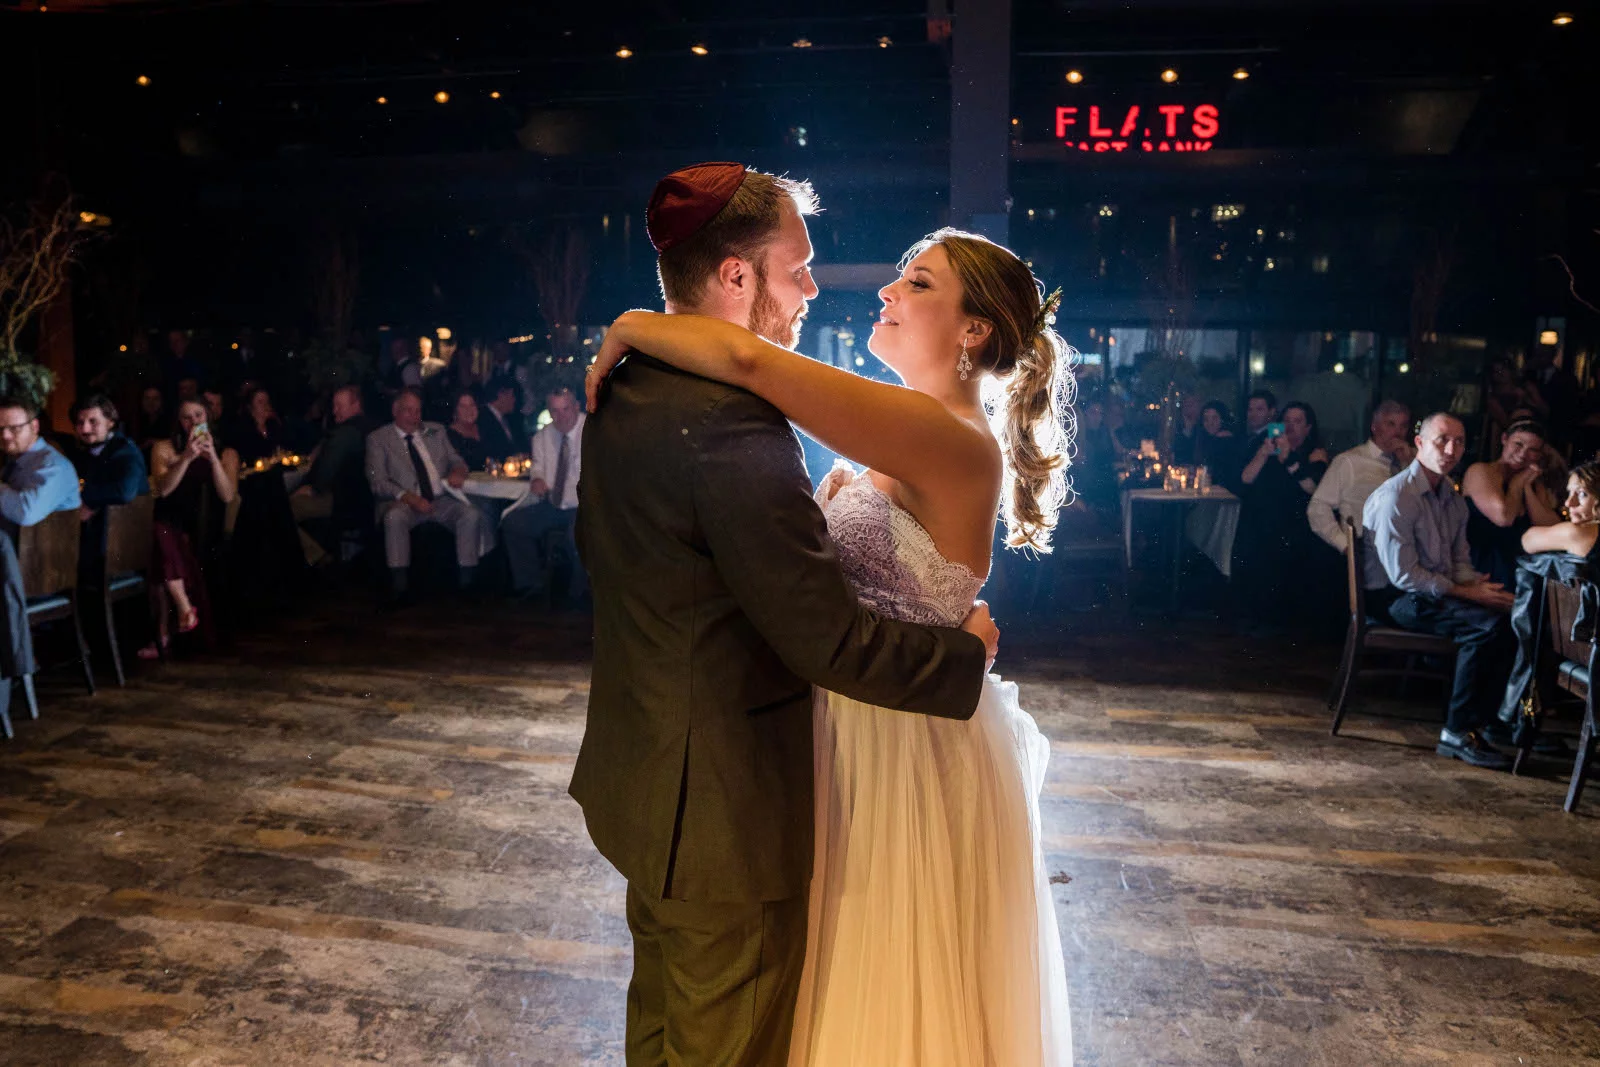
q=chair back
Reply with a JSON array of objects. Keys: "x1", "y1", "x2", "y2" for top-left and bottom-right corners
[
  {"x1": 1548, "y1": 578, "x2": 1594, "y2": 666},
  {"x1": 105, "y1": 495, "x2": 155, "y2": 577},
  {"x1": 1344, "y1": 516, "x2": 1365, "y2": 623},
  {"x1": 18, "y1": 508, "x2": 81, "y2": 598}
]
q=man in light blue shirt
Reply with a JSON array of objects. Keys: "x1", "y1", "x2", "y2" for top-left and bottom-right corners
[
  {"x1": 0, "y1": 395, "x2": 81, "y2": 738},
  {"x1": 1362, "y1": 412, "x2": 1516, "y2": 770},
  {"x1": 0, "y1": 397, "x2": 81, "y2": 528}
]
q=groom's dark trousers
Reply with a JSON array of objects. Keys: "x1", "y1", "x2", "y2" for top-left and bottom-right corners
[{"x1": 573, "y1": 355, "x2": 986, "y2": 1066}]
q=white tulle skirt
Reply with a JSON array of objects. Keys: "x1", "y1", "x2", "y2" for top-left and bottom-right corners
[{"x1": 787, "y1": 675, "x2": 1072, "y2": 1067}]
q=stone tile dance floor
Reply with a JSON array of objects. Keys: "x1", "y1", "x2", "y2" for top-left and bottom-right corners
[{"x1": 2, "y1": 602, "x2": 1599, "y2": 1065}]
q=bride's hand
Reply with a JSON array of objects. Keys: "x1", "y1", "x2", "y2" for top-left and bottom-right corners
[
  {"x1": 960, "y1": 600, "x2": 999, "y2": 671},
  {"x1": 585, "y1": 311, "x2": 654, "y2": 413}
]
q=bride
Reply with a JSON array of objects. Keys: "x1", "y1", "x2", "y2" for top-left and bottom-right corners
[{"x1": 588, "y1": 227, "x2": 1074, "y2": 1066}]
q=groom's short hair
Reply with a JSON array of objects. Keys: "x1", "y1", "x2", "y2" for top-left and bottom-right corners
[{"x1": 657, "y1": 170, "x2": 819, "y2": 308}]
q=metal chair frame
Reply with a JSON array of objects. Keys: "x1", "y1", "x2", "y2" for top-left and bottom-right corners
[{"x1": 1328, "y1": 517, "x2": 1457, "y2": 735}]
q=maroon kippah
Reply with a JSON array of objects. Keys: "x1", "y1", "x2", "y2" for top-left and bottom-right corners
[{"x1": 646, "y1": 162, "x2": 748, "y2": 252}]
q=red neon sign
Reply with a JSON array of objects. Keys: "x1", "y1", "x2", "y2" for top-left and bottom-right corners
[{"x1": 1055, "y1": 103, "x2": 1220, "y2": 153}]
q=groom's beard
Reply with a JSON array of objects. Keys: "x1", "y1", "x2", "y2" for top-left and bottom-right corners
[{"x1": 748, "y1": 268, "x2": 806, "y2": 350}]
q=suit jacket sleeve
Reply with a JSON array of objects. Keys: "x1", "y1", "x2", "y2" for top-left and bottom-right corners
[
  {"x1": 309, "y1": 424, "x2": 355, "y2": 495},
  {"x1": 692, "y1": 390, "x2": 986, "y2": 720},
  {"x1": 80, "y1": 441, "x2": 148, "y2": 509},
  {"x1": 365, "y1": 431, "x2": 406, "y2": 502}
]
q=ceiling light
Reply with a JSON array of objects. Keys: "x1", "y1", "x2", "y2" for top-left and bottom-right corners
[
  {"x1": 616, "y1": 47, "x2": 633, "y2": 58},
  {"x1": 1540, "y1": 329, "x2": 1560, "y2": 345},
  {"x1": 1160, "y1": 68, "x2": 1178, "y2": 84},
  {"x1": 1065, "y1": 70, "x2": 1084, "y2": 84},
  {"x1": 1232, "y1": 68, "x2": 1250, "y2": 80},
  {"x1": 1553, "y1": 12, "x2": 1574, "y2": 25},
  {"x1": 434, "y1": 90, "x2": 450, "y2": 104},
  {"x1": 877, "y1": 36, "x2": 892, "y2": 48},
  {"x1": 489, "y1": 91, "x2": 501, "y2": 99},
  {"x1": 793, "y1": 37, "x2": 812, "y2": 48},
  {"x1": 375, "y1": 95, "x2": 388, "y2": 105},
  {"x1": 135, "y1": 75, "x2": 151, "y2": 87},
  {"x1": 118, "y1": 344, "x2": 127, "y2": 353},
  {"x1": 1333, "y1": 362, "x2": 1345, "y2": 374},
  {"x1": 1011, "y1": 117, "x2": 1020, "y2": 126},
  {"x1": 690, "y1": 44, "x2": 709, "y2": 56},
  {"x1": 1397, "y1": 362, "x2": 1410, "y2": 374}
]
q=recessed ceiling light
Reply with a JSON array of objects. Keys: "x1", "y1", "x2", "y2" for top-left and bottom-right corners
[
  {"x1": 690, "y1": 44, "x2": 709, "y2": 56},
  {"x1": 616, "y1": 47, "x2": 633, "y2": 58},
  {"x1": 1160, "y1": 68, "x2": 1178, "y2": 84},
  {"x1": 489, "y1": 90, "x2": 501, "y2": 99},
  {"x1": 793, "y1": 37, "x2": 813, "y2": 48},
  {"x1": 877, "y1": 36, "x2": 892, "y2": 48},
  {"x1": 375, "y1": 95, "x2": 388, "y2": 105},
  {"x1": 434, "y1": 90, "x2": 450, "y2": 104},
  {"x1": 136, "y1": 74, "x2": 151, "y2": 87},
  {"x1": 1232, "y1": 68, "x2": 1250, "y2": 80},
  {"x1": 1065, "y1": 70, "x2": 1084, "y2": 84},
  {"x1": 1553, "y1": 12, "x2": 1574, "y2": 25}
]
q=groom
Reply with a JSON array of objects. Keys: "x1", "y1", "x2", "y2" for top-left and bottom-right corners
[{"x1": 572, "y1": 162, "x2": 995, "y2": 1066}]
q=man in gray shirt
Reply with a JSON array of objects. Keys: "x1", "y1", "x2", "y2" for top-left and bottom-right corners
[{"x1": 1362, "y1": 412, "x2": 1516, "y2": 770}]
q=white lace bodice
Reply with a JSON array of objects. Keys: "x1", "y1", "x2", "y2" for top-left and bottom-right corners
[{"x1": 816, "y1": 462, "x2": 985, "y2": 629}]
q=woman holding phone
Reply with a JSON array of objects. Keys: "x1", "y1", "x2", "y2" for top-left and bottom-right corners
[
  {"x1": 1233, "y1": 401, "x2": 1330, "y2": 632},
  {"x1": 146, "y1": 399, "x2": 239, "y2": 656}
]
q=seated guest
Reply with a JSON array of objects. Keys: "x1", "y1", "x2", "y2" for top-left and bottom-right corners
[
  {"x1": 290, "y1": 385, "x2": 372, "y2": 561},
  {"x1": 1070, "y1": 394, "x2": 1118, "y2": 513},
  {"x1": 0, "y1": 394, "x2": 82, "y2": 527},
  {"x1": 1308, "y1": 399, "x2": 1413, "y2": 555},
  {"x1": 230, "y1": 387, "x2": 306, "y2": 606},
  {"x1": 1173, "y1": 395, "x2": 1203, "y2": 464},
  {"x1": 446, "y1": 389, "x2": 490, "y2": 472},
  {"x1": 1224, "y1": 389, "x2": 1278, "y2": 492},
  {"x1": 201, "y1": 386, "x2": 230, "y2": 445},
  {"x1": 1362, "y1": 412, "x2": 1517, "y2": 769},
  {"x1": 0, "y1": 395, "x2": 83, "y2": 723},
  {"x1": 132, "y1": 385, "x2": 172, "y2": 458},
  {"x1": 1195, "y1": 400, "x2": 1236, "y2": 470},
  {"x1": 1233, "y1": 401, "x2": 1329, "y2": 630},
  {"x1": 366, "y1": 388, "x2": 485, "y2": 603},
  {"x1": 502, "y1": 387, "x2": 585, "y2": 600},
  {"x1": 477, "y1": 377, "x2": 524, "y2": 463},
  {"x1": 1463, "y1": 419, "x2": 1561, "y2": 588},
  {"x1": 64, "y1": 393, "x2": 150, "y2": 589},
  {"x1": 147, "y1": 400, "x2": 237, "y2": 655},
  {"x1": 1520, "y1": 458, "x2": 1600, "y2": 559}
]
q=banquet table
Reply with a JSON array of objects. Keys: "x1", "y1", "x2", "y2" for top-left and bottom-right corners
[{"x1": 1121, "y1": 487, "x2": 1241, "y2": 611}]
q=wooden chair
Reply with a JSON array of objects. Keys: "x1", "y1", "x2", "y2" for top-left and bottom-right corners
[
  {"x1": 101, "y1": 496, "x2": 155, "y2": 686},
  {"x1": 17, "y1": 508, "x2": 95, "y2": 723},
  {"x1": 1328, "y1": 517, "x2": 1457, "y2": 735},
  {"x1": 1542, "y1": 577, "x2": 1597, "y2": 812}
]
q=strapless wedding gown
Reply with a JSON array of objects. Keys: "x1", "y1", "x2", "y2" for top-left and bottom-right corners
[{"x1": 787, "y1": 464, "x2": 1072, "y2": 1067}]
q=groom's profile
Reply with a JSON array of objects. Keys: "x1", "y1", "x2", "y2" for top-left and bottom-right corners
[{"x1": 572, "y1": 162, "x2": 990, "y2": 1066}]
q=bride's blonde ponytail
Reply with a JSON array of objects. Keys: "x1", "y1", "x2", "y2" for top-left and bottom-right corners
[{"x1": 902, "y1": 228, "x2": 1076, "y2": 551}]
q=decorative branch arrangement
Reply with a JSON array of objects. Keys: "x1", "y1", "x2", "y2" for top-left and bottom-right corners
[{"x1": 0, "y1": 185, "x2": 91, "y2": 406}]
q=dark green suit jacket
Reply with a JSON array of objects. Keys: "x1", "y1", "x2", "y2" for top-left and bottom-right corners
[{"x1": 572, "y1": 354, "x2": 986, "y2": 904}]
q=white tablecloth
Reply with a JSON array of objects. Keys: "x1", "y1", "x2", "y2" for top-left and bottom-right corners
[
  {"x1": 1121, "y1": 488, "x2": 1241, "y2": 577},
  {"x1": 462, "y1": 474, "x2": 531, "y2": 503}
]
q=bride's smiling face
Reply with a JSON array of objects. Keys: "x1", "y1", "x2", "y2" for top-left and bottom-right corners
[{"x1": 869, "y1": 245, "x2": 983, "y2": 381}]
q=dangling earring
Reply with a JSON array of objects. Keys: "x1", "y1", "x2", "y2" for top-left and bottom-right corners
[{"x1": 957, "y1": 338, "x2": 973, "y2": 382}]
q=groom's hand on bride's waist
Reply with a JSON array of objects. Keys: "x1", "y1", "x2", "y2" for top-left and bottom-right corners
[{"x1": 961, "y1": 600, "x2": 999, "y2": 672}]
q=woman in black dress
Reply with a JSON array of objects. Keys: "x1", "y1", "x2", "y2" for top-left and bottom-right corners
[
  {"x1": 1463, "y1": 419, "x2": 1560, "y2": 587},
  {"x1": 229, "y1": 387, "x2": 307, "y2": 609},
  {"x1": 144, "y1": 400, "x2": 239, "y2": 656},
  {"x1": 446, "y1": 389, "x2": 490, "y2": 473},
  {"x1": 1233, "y1": 401, "x2": 1331, "y2": 631}
]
